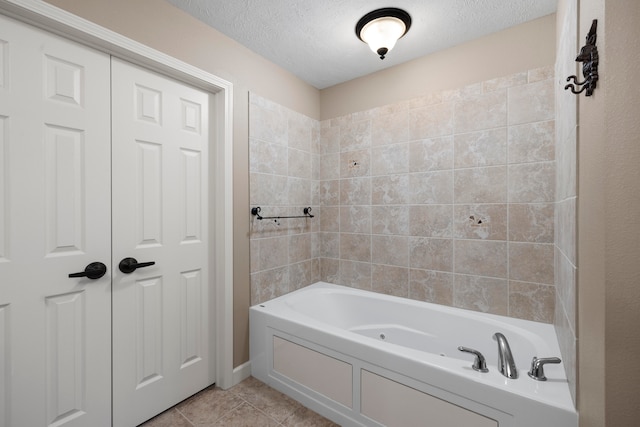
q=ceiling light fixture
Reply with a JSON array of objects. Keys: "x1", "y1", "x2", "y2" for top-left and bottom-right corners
[{"x1": 356, "y1": 8, "x2": 412, "y2": 60}]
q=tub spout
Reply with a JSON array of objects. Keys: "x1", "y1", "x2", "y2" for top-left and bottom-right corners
[{"x1": 493, "y1": 332, "x2": 518, "y2": 379}]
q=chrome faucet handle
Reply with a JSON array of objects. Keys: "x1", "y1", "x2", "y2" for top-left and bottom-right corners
[
  {"x1": 528, "y1": 356, "x2": 562, "y2": 381},
  {"x1": 458, "y1": 346, "x2": 489, "y2": 373}
]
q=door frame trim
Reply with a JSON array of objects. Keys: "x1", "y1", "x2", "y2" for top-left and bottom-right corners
[{"x1": 0, "y1": 0, "x2": 235, "y2": 389}]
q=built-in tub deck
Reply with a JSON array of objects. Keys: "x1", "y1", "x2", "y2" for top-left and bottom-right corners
[{"x1": 250, "y1": 282, "x2": 577, "y2": 427}]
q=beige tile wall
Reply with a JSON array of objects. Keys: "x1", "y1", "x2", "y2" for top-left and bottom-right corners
[
  {"x1": 249, "y1": 94, "x2": 320, "y2": 305},
  {"x1": 250, "y1": 66, "x2": 557, "y2": 324},
  {"x1": 554, "y1": 0, "x2": 578, "y2": 404},
  {"x1": 318, "y1": 67, "x2": 556, "y2": 323}
]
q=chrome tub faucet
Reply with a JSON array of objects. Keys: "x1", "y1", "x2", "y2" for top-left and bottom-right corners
[{"x1": 494, "y1": 332, "x2": 518, "y2": 379}]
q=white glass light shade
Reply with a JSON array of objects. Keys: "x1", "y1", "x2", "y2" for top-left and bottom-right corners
[
  {"x1": 359, "y1": 16, "x2": 407, "y2": 57},
  {"x1": 356, "y1": 8, "x2": 411, "y2": 60}
]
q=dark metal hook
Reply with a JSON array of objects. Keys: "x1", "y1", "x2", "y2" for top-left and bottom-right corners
[
  {"x1": 565, "y1": 19, "x2": 599, "y2": 97},
  {"x1": 564, "y1": 82, "x2": 588, "y2": 95},
  {"x1": 566, "y1": 75, "x2": 587, "y2": 86}
]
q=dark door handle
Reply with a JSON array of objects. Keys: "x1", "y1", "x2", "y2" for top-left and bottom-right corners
[
  {"x1": 69, "y1": 262, "x2": 107, "y2": 280},
  {"x1": 119, "y1": 257, "x2": 156, "y2": 274}
]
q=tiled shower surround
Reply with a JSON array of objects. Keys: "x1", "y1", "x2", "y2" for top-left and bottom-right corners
[
  {"x1": 554, "y1": 0, "x2": 578, "y2": 404},
  {"x1": 250, "y1": 65, "x2": 556, "y2": 323}
]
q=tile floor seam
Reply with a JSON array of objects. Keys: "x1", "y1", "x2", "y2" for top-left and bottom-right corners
[
  {"x1": 222, "y1": 398, "x2": 256, "y2": 423},
  {"x1": 173, "y1": 406, "x2": 197, "y2": 426},
  {"x1": 174, "y1": 409, "x2": 195, "y2": 427},
  {"x1": 178, "y1": 394, "x2": 246, "y2": 426},
  {"x1": 279, "y1": 408, "x2": 300, "y2": 426},
  {"x1": 240, "y1": 398, "x2": 290, "y2": 425}
]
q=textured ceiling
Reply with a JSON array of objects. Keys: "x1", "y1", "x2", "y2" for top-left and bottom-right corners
[{"x1": 167, "y1": 0, "x2": 557, "y2": 89}]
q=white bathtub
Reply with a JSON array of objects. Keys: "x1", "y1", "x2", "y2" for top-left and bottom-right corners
[{"x1": 250, "y1": 282, "x2": 577, "y2": 427}]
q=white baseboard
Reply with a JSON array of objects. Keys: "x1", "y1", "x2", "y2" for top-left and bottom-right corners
[{"x1": 230, "y1": 361, "x2": 252, "y2": 387}]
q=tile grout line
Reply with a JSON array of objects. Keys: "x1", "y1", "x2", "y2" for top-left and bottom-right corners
[
  {"x1": 237, "y1": 397, "x2": 291, "y2": 426},
  {"x1": 174, "y1": 408, "x2": 196, "y2": 427},
  {"x1": 174, "y1": 386, "x2": 247, "y2": 426},
  {"x1": 506, "y1": 84, "x2": 511, "y2": 318}
]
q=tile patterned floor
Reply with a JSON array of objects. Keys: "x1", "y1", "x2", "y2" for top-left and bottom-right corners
[{"x1": 139, "y1": 376, "x2": 339, "y2": 427}]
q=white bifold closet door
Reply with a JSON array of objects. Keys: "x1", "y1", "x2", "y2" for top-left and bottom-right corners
[
  {"x1": 111, "y1": 58, "x2": 211, "y2": 427},
  {"x1": 0, "y1": 13, "x2": 112, "y2": 427},
  {"x1": 0, "y1": 14, "x2": 212, "y2": 427}
]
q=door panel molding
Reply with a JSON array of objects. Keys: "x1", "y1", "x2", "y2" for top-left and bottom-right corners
[
  {"x1": 45, "y1": 291, "x2": 86, "y2": 426},
  {"x1": 0, "y1": 116, "x2": 7, "y2": 262},
  {"x1": 0, "y1": 304, "x2": 10, "y2": 426},
  {"x1": 180, "y1": 269, "x2": 203, "y2": 368},
  {"x1": 0, "y1": 0, "x2": 233, "y2": 391},
  {"x1": 180, "y1": 148, "x2": 203, "y2": 243},
  {"x1": 44, "y1": 125, "x2": 85, "y2": 257},
  {"x1": 136, "y1": 140, "x2": 163, "y2": 247},
  {"x1": 135, "y1": 276, "x2": 163, "y2": 389}
]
